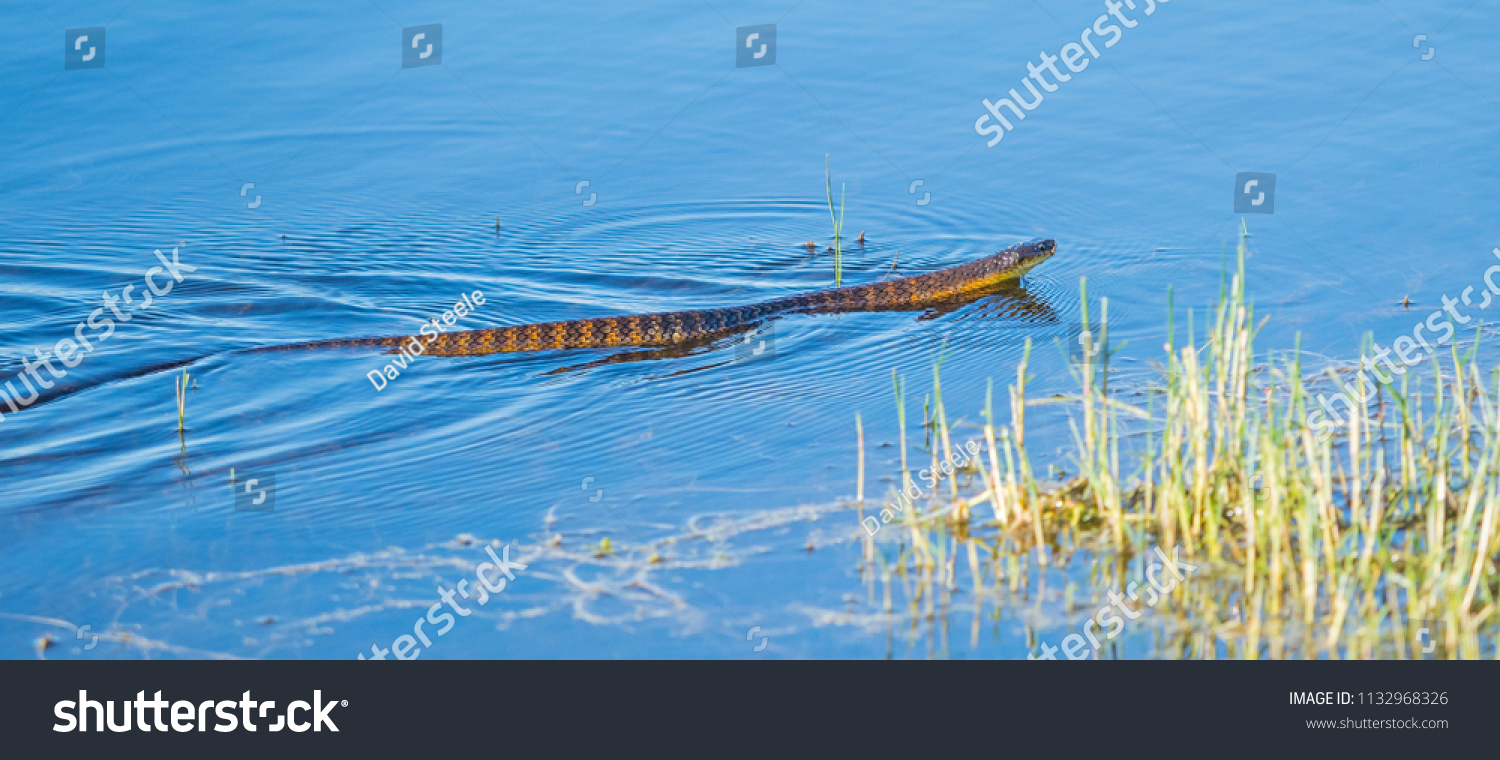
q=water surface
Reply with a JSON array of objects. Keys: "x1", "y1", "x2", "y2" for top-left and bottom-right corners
[{"x1": 3, "y1": 0, "x2": 1498, "y2": 658}]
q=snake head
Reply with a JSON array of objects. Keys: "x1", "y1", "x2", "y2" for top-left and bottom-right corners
[
  {"x1": 1019, "y1": 238, "x2": 1057, "y2": 263},
  {"x1": 989, "y1": 238, "x2": 1056, "y2": 282}
]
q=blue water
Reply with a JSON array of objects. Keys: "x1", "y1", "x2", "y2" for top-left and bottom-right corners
[{"x1": 3, "y1": 0, "x2": 1497, "y2": 658}]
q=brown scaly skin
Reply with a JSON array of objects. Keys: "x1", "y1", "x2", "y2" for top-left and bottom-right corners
[{"x1": 279, "y1": 240, "x2": 1055, "y2": 357}]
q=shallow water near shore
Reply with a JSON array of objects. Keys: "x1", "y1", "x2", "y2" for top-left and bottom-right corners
[{"x1": 3, "y1": 0, "x2": 1499, "y2": 658}]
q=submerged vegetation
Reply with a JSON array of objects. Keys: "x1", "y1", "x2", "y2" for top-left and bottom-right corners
[{"x1": 858, "y1": 226, "x2": 1500, "y2": 659}]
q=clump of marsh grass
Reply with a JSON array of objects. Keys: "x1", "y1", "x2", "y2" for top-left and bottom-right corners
[{"x1": 858, "y1": 224, "x2": 1500, "y2": 659}]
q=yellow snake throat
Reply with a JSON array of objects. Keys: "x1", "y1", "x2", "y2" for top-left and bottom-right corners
[{"x1": 283, "y1": 240, "x2": 1055, "y2": 357}]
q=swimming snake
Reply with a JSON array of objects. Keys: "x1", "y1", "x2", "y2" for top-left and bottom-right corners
[{"x1": 273, "y1": 239, "x2": 1056, "y2": 356}]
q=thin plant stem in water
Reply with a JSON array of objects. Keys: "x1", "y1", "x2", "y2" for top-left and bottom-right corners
[
  {"x1": 825, "y1": 154, "x2": 847, "y2": 286},
  {"x1": 175, "y1": 367, "x2": 189, "y2": 434}
]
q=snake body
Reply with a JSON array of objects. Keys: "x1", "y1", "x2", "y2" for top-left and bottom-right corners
[{"x1": 278, "y1": 240, "x2": 1055, "y2": 356}]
